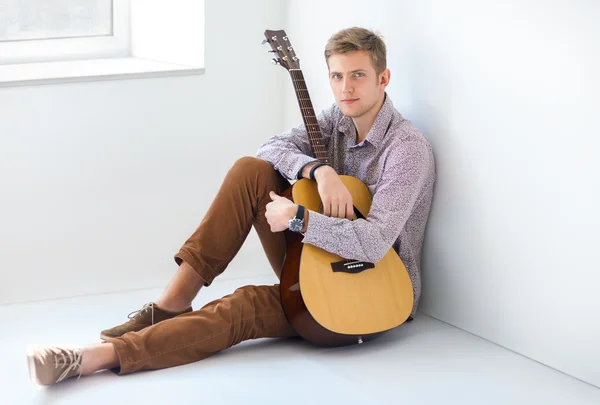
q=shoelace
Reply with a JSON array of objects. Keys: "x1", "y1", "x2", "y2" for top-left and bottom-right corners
[
  {"x1": 53, "y1": 348, "x2": 83, "y2": 383},
  {"x1": 127, "y1": 302, "x2": 155, "y2": 325}
]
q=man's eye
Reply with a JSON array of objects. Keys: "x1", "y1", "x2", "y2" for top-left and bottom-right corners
[
  {"x1": 332, "y1": 74, "x2": 341, "y2": 79},
  {"x1": 355, "y1": 72, "x2": 365, "y2": 77}
]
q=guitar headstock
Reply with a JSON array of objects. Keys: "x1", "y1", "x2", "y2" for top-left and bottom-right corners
[{"x1": 262, "y1": 29, "x2": 300, "y2": 70}]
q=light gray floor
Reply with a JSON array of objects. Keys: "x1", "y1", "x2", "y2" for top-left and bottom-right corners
[{"x1": 2, "y1": 275, "x2": 599, "y2": 405}]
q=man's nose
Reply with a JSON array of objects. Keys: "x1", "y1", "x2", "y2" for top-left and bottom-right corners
[{"x1": 342, "y1": 78, "x2": 353, "y2": 93}]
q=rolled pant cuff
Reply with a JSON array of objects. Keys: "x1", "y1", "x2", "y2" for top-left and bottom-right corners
[
  {"x1": 103, "y1": 337, "x2": 137, "y2": 376},
  {"x1": 174, "y1": 249, "x2": 215, "y2": 286}
]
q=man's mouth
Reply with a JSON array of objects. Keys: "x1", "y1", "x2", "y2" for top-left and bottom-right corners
[{"x1": 341, "y1": 98, "x2": 359, "y2": 104}]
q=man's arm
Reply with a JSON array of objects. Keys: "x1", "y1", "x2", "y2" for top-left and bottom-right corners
[
  {"x1": 285, "y1": 164, "x2": 330, "y2": 233},
  {"x1": 300, "y1": 161, "x2": 329, "y2": 180},
  {"x1": 256, "y1": 105, "x2": 335, "y2": 180},
  {"x1": 301, "y1": 141, "x2": 435, "y2": 262}
]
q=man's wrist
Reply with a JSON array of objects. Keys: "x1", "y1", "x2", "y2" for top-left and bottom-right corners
[
  {"x1": 288, "y1": 205, "x2": 298, "y2": 223},
  {"x1": 289, "y1": 204, "x2": 309, "y2": 233},
  {"x1": 301, "y1": 161, "x2": 321, "y2": 179},
  {"x1": 313, "y1": 164, "x2": 331, "y2": 182},
  {"x1": 301, "y1": 208, "x2": 309, "y2": 233}
]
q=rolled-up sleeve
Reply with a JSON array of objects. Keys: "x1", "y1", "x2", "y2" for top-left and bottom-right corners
[
  {"x1": 301, "y1": 141, "x2": 434, "y2": 263},
  {"x1": 256, "y1": 106, "x2": 335, "y2": 180}
]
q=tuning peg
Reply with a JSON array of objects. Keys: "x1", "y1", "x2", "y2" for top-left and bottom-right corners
[
  {"x1": 271, "y1": 58, "x2": 280, "y2": 65},
  {"x1": 261, "y1": 39, "x2": 268, "y2": 45},
  {"x1": 267, "y1": 50, "x2": 276, "y2": 53}
]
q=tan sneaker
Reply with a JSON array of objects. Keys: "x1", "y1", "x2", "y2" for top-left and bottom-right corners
[
  {"x1": 100, "y1": 302, "x2": 192, "y2": 340},
  {"x1": 27, "y1": 345, "x2": 83, "y2": 386}
]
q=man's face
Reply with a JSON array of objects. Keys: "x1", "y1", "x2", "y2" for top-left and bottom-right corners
[{"x1": 327, "y1": 50, "x2": 389, "y2": 119}]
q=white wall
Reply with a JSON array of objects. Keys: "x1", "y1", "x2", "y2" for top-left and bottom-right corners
[
  {"x1": 0, "y1": 0, "x2": 286, "y2": 305},
  {"x1": 284, "y1": 0, "x2": 600, "y2": 388}
]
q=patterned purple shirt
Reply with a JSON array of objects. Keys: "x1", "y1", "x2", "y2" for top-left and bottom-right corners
[{"x1": 256, "y1": 93, "x2": 435, "y2": 316}]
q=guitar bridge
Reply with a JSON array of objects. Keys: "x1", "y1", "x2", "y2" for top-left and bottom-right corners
[{"x1": 331, "y1": 260, "x2": 375, "y2": 274}]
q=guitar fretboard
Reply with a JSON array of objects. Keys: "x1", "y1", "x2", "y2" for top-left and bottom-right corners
[{"x1": 290, "y1": 69, "x2": 331, "y2": 164}]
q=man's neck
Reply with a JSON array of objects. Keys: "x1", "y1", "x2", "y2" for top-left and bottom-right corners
[{"x1": 353, "y1": 94, "x2": 386, "y2": 144}]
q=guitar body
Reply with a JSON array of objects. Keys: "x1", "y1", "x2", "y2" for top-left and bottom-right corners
[
  {"x1": 262, "y1": 29, "x2": 413, "y2": 346},
  {"x1": 280, "y1": 177, "x2": 414, "y2": 347}
]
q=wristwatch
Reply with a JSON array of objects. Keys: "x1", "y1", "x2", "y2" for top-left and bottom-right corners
[{"x1": 288, "y1": 205, "x2": 305, "y2": 232}]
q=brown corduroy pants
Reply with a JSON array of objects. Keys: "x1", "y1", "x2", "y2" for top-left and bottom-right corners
[{"x1": 106, "y1": 157, "x2": 299, "y2": 375}]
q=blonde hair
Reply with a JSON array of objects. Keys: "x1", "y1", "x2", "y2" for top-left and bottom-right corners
[{"x1": 324, "y1": 27, "x2": 387, "y2": 75}]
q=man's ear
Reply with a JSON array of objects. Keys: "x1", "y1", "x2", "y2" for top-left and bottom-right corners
[{"x1": 379, "y1": 68, "x2": 391, "y2": 88}]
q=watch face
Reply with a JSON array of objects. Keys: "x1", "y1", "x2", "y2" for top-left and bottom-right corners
[{"x1": 289, "y1": 218, "x2": 303, "y2": 232}]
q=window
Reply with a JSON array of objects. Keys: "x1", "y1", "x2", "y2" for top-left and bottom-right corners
[
  {"x1": 0, "y1": 1, "x2": 204, "y2": 86},
  {"x1": 0, "y1": 0, "x2": 113, "y2": 41},
  {"x1": 0, "y1": 0, "x2": 130, "y2": 65}
]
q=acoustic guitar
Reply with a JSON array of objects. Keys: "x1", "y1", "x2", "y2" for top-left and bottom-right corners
[{"x1": 263, "y1": 29, "x2": 414, "y2": 347}]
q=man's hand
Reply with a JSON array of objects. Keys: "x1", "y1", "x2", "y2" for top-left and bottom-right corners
[
  {"x1": 265, "y1": 191, "x2": 297, "y2": 232},
  {"x1": 314, "y1": 166, "x2": 354, "y2": 219}
]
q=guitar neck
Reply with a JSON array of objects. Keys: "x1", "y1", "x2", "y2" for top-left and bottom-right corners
[{"x1": 290, "y1": 69, "x2": 331, "y2": 164}]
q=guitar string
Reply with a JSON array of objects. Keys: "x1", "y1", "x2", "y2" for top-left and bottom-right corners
[{"x1": 292, "y1": 70, "x2": 352, "y2": 266}]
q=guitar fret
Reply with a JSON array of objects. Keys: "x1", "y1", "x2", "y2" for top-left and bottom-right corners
[{"x1": 289, "y1": 69, "x2": 331, "y2": 163}]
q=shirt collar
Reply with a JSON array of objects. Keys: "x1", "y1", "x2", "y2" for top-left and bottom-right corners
[{"x1": 338, "y1": 92, "x2": 395, "y2": 149}]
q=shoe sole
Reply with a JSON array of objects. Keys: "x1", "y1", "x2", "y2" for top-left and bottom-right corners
[
  {"x1": 99, "y1": 333, "x2": 120, "y2": 341},
  {"x1": 100, "y1": 325, "x2": 156, "y2": 341},
  {"x1": 26, "y1": 345, "x2": 44, "y2": 386}
]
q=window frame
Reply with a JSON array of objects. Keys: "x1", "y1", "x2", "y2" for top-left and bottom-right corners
[
  {"x1": 0, "y1": 0, "x2": 205, "y2": 87},
  {"x1": 0, "y1": 0, "x2": 131, "y2": 65}
]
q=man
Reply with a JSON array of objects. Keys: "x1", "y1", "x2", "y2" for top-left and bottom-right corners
[{"x1": 26, "y1": 27, "x2": 435, "y2": 386}]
